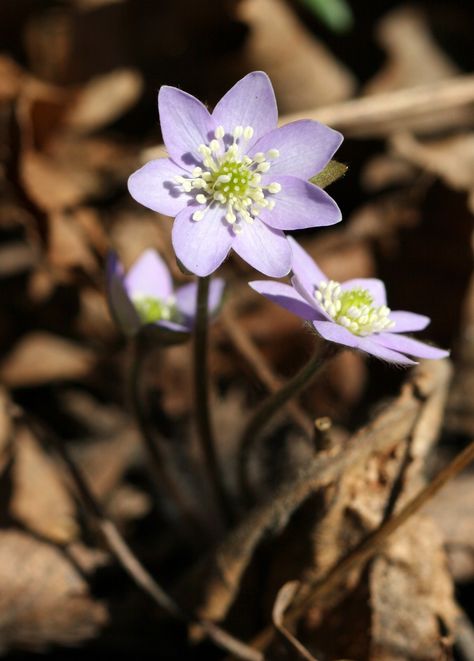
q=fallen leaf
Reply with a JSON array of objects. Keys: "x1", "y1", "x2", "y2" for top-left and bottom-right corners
[
  {"x1": 0, "y1": 529, "x2": 107, "y2": 652},
  {"x1": 11, "y1": 426, "x2": 79, "y2": 544},
  {"x1": 0, "y1": 332, "x2": 96, "y2": 387}
]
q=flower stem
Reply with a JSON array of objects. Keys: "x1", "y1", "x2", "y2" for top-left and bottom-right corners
[
  {"x1": 238, "y1": 341, "x2": 337, "y2": 505},
  {"x1": 194, "y1": 276, "x2": 234, "y2": 525}
]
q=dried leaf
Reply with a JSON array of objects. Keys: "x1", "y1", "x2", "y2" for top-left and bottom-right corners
[
  {"x1": 310, "y1": 161, "x2": 348, "y2": 190},
  {"x1": 0, "y1": 529, "x2": 107, "y2": 652},
  {"x1": 0, "y1": 332, "x2": 96, "y2": 387},
  {"x1": 369, "y1": 516, "x2": 456, "y2": 660},
  {"x1": 64, "y1": 69, "x2": 143, "y2": 134},
  {"x1": 11, "y1": 427, "x2": 79, "y2": 544}
]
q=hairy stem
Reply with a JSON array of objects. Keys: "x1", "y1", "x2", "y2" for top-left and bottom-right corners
[
  {"x1": 194, "y1": 276, "x2": 234, "y2": 525},
  {"x1": 238, "y1": 341, "x2": 337, "y2": 504}
]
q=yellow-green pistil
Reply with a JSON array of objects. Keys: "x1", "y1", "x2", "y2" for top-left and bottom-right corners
[
  {"x1": 133, "y1": 295, "x2": 178, "y2": 325},
  {"x1": 174, "y1": 125, "x2": 281, "y2": 233},
  {"x1": 315, "y1": 280, "x2": 395, "y2": 336}
]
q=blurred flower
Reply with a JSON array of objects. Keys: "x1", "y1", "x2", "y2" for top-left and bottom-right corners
[
  {"x1": 128, "y1": 71, "x2": 342, "y2": 278},
  {"x1": 106, "y1": 249, "x2": 224, "y2": 339},
  {"x1": 249, "y1": 238, "x2": 449, "y2": 365}
]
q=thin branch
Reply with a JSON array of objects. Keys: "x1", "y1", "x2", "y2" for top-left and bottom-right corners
[
  {"x1": 282, "y1": 74, "x2": 474, "y2": 136},
  {"x1": 12, "y1": 407, "x2": 262, "y2": 661},
  {"x1": 221, "y1": 308, "x2": 314, "y2": 436},
  {"x1": 194, "y1": 276, "x2": 235, "y2": 525}
]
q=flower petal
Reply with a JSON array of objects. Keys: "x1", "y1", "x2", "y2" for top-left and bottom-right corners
[
  {"x1": 288, "y1": 236, "x2": 328, "y2": 298},
  {"x1": 105, "y1": 252, "x2": 141, "y2": 336},
  {"x1": 357, "y1": 337, "x2": 417, "y2": 365},
  {"x1": 260, "y1": 176, "x2": 341, "y2": 230},
  {"x1": 312, "y1": 319, "x2": 360, "y2": 348},
  {"x1": 172, "y1": 205, "x2": 233, "y2": 277},
  {"x1": 249, "y1": 120, "x2": 343, "y2": 179},
  {"x1": 374, "y1": 333, "x2": 449, "y2": 360},
  {"x1": 249, "y1": 280, "x2": 321, "y2": 320},
  {"x1": 158, "y1": 86, "x2": 216, "y2": 169},
  {"x1": 211, "y1": 72, "x2": 277, "y2": 145},
  {"x1": 389, "y1": 311, "x2": 430, "y2": 333},
  {"x1": 341, "y1": 278, "x2": 387, "y2": 306},
  {"x1": 175, "y1": 278, "x2": 225, "y2": 321},
  {"x1": 124, "y1": 249, "x2": 173, "y2": 300},
  {"x1": 128, "y1": 158, "x2": 188, "y2": 216},
  {"x1": 232, "y1": 220, "x2": 291, "y2": 277}
]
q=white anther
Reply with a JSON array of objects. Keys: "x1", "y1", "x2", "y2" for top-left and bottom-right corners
[
  {"x1": 257, "y1": 162, "x2": 271, "y2": 173},
  {"x1": 267, "y1": 182, "x2": 281, "y2": 194},
  {"x1": 253, "y1": 152, "x2": 265, "y2": 163},
  {"x1": 210, "y1": 139, "x2": 220, "y2": 153},
  {"x1": 233, "y1": 126, "x2": 243, "y2": 138},
  {"x1": 215, "y1": 126, "x2": 225, "y2": 139},
  {"x1": 243, "y1": 126, "x2": 254, "y2": 140},
  {"x1": 196, "y1": 194, "x2": 207, "y2": 204},
  {"x1": 267, "y1": 149, "x2": 280, "y2": 159},
  {"x1": 192, "y1": 167, "x2": 203, "y2": 177},
  {"x1": 192, "y1": 210, "x2": 205, "y2": 221}
]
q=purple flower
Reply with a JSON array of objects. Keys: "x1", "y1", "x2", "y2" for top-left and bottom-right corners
[
  {"x1": 128, "y1": 71, "x2": 342, "y2": 278},
  {"x1": 106, "y1": 249, "x2": 224, "y2": 339},
  {"x1": 249, "y1": 238, "x2": 449, "y2": 365}
]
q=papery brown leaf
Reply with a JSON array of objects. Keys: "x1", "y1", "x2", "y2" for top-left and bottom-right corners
[
  {"x1": 369, "y1": 516, "x2": 456, "y2": 661},
  {"x1": 63, "y1": 69, "x2": 143, "y2": 133},
  {"x1": 365, "y1": 7, "x2": 459, "y2": 95},
  {"x1": 11, "y1": 426, "x2": 79, "y2": 544},
  {"x1": 391, "y1": 131, "x2": 474, "y2": 215},
  {"x1": 0, "y1": 529, "x2": 107, "y2": 652},
  {"x1": 239, "y1": 0, "x2": 355, "y2": 111},
  {"x1": 426, "y1": 473, "x2": 474, "y2": 583},
  {"x1": 0, "y1": 332, "x2": 96, "y2": 387}
]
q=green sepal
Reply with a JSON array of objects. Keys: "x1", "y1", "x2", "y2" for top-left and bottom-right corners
[{"x1": 310, "y1": 160, "x2": 348, "y2": 189}]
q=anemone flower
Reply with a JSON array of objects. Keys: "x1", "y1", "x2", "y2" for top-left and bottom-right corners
[
  {"x1": 106, "y1": 249, "x2": 224, "y2": 340},
  {"x1": 128, "y1": 71, "x2": 342, "y2": 277},
  {"x1": 249, "y1": 238, "x2": 449, "y2": 365}
]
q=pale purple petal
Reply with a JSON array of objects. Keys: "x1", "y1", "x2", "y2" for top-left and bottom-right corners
[
  {"x1": 249, "y1": 120, "x2": 343, "y2": 179},
  {"x1": 312, "y1": 320, "x2": 360, "y2": 348},
  {"x1": 232, "y1": 220, "x2": 291, "y2": 277},
  {"x1": 156, "y1": 319, "x2": 191, "y2": 333},
  {"x1": 288, "y1": 237, "x2": 328, "y2": 298},
  {"x1": 249, "y1": 280, "x2": 321, "y2": 320},
  {"x1": 374, "y1": 333, "x2": 449, "y2": 360},
  {"x1": 175, "y1": 278, "x2": 225, "y2": 321},
  {"x1": 124, "y1": 249, "x2": 173, "y2": 300},
  {"x1": 208, "y1": 278, "x2": 226, "y2": 315},
  {"x1": 389, "y1": 311, "x2": 430, "y2": 333},
  {"x1": 128, "y1": 158, "x2": 188, "y2": 216},
  {"x1": 211, "y1": 72, "x2": 277, "y2": 146},
  {"x1": 105, "y1": 252, "x2": 141, "y2": 336},
  {"x1": 172, "y1": 205, "x2": 233, "y2": 277},
  {"x1": 158, "y1": 86, "x2": 216, "y2": 169},
  {"x1": 260, "y1": 176, "x2": 341, "y2": 230},
  {"x1": 341, "y1": 278, "x2": 387, "y2": 306},
  {"x1": 357, "y1": 337, "x2": 417, "y2": 365}
]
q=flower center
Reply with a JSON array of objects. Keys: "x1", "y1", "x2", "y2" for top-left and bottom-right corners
[
  {"x1": 174, "y1": 125, "x2": 281, "y2": 233},
  {"x1": 132, "y1": 295, "x2": 179, "y2": 325},
  {"x1": 314, "y1": 280, "x2": 395, "y2": 336}
]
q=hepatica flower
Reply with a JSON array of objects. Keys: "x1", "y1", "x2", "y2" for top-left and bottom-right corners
[
  {"x1": 128, "y1": 72, "x2": 342, "y2": 278},
  {"x1": 106, "y1": 249, "x2": 224, "y2": 339},
  {"x1": 250, "y1": 238, "x2": 449, "y2": 365}
]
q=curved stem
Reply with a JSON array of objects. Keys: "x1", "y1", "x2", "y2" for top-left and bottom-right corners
[
  {"x1": 130, "y1": 337, "x2": 201, "y2": 536},
  {"x1": 194, "y1": 276, "x2": 234, "y2": 525},
  {"x1": 238, "y1": 341, "x2": 337, "y2": 505}
]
